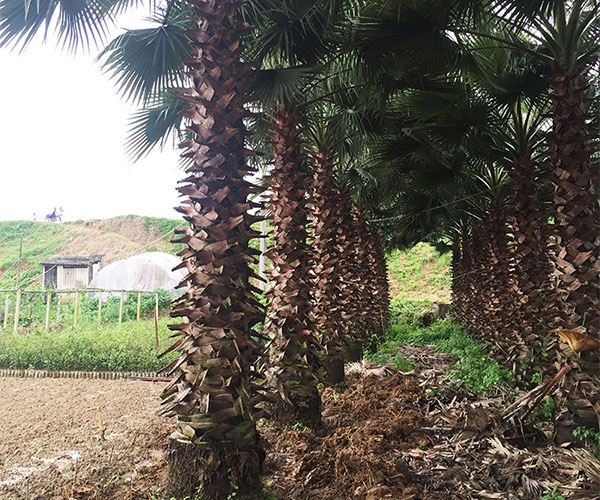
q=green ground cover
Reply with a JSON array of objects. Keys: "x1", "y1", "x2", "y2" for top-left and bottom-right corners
[
  {"x1": 0, "y1": 317, "x2": 177, "y2": 372},
  {"x1": 0, "y1": 221, "x2": 70, "y2": 289},
  {"x1": 387, "y1": 243, "x2": 451, "y2": 301},
  {"x1": 367, "y1": 299, "x2": 513, "y2": 394}
]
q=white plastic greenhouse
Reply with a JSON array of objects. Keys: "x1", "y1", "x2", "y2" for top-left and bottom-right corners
[{"x1": 88, "y1": 252, "x2": 186, "y2": 295}]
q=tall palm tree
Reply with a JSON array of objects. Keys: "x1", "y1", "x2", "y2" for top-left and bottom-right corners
[
  {"x1": 494, "y1": 0, "x2": 599, "y2": 337},
  {"x1": 0, "y1": 1, "x2": 269, "y2": 497},
  {"x1": 246, "y1": 0, "x2": 349, "y2": 422}
]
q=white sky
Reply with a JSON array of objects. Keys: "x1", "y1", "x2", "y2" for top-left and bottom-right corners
[{"x1": 0, "y1": 11, "x2": 182, "y2": 222}]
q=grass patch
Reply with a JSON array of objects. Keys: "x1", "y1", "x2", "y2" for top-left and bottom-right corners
[
  {"x1": 0, "y1": 221, "x2": 71, "y2": 289},
  {"x1": 0, "y1": 318, "x2": 177, "y2": 372},
  {"x1": 367, "y1": 313, "x2": 513, "y2": 394},
  {"x1": 387, "y1": 243, "x2": 451, "y2": 300}
]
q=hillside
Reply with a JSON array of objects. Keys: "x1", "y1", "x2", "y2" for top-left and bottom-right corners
[
  {"x1": 0, "y1": 216, "x2": 452, "y2": 299},
  {"x1": 387, "y1": 243, "x2": 451, "y2": 302},
  {"x1": 0, "y1": 216, "x2": 183, "y2": 289}
]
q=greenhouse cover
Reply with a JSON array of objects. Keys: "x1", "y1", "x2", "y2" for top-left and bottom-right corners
[{"x1": 89, "y1": 252, "x2": 186, "y2": 295}]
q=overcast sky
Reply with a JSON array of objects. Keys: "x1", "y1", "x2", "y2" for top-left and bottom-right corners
[{"x1": 0, "y1": 11, "x2": 183, "y2": 222}]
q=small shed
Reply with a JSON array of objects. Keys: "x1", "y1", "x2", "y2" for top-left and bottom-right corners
[{"x1": 41, "y1": 255, "x2": 103, "y2": 289}]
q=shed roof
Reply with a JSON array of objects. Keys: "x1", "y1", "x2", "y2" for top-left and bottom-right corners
[{"x1": 40, "y1": 255, "x2": 104, "y2": 267}]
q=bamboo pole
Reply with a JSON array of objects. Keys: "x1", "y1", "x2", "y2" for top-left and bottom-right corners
[
  {"x1": 154, "y1": 292, "x2": 159, "y2": 349},
  {"x1": 3, "y1": 296, "x2": 9, "y2": 329},
  {"x1": 119, "y1": 291, "x2": 124, "y2": 323},
  {"x1": 136, "y1": 292, "x2": 141, "y2": 321},
  {"x1": 97, "y1": 290, "x2": 102, "y2": 326},
  {"x1": 13, "y1": 289, "x2": 21, "y2": 332},
  {"x1": 45, "y1": 291, "x2": 51, "y2": 330},
  {"x1": 73, "y1": 291, "x2": 80, "y2": 327}
]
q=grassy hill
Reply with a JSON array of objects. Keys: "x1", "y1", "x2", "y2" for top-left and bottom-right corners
[
  {"x1": 0, "y1": 216, "x2": 183, "y2": 289},
  {"x1": 0, "y1": 216, "x2": 452, "y2": 299},
  {"x1": 386, "y1": 243, "x2": 451, "y2": 302}
]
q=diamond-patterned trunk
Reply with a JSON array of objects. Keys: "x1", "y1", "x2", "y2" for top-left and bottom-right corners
[
  {"x1": 509, "y1": 155, "x2": 560, "y2": 378},
  {"x1": 309, "y1": 146, "x2": 345, "y2": 385},
  {"x1": 160, "y1": 1, "x2": 264, "y2": 497},
  {"x1": 263, "y1": 107, "x2": 321, "y2": 426},
  {"x1": 547, "y1": 65, "x2": 599, "y2": 441},
  {"x1": 547, "y1": 65, "x2": 599, "y2": 336}
]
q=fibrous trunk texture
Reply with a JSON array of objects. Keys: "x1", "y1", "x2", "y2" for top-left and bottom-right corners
[
  {"x1": 309, "y1": 147, "x2": 345, "y2": 385},
  {"x1": 368, "y1": 226, "x2": 390, "y2": 333},
  {"x1": 160, "y1": 1, "x2": 264, "y2": 497},
  {"x1": 547, "y1": 66, "x2": 599, "y2": 335},
  {"x1": 336, "y1": 189, "x2": 371, "y2": 353},
  {"x1": 263, "y1": 107, "x2": 321, "y2": 426},
  {"x1": 547, "y1": 65, "x2": 599, "y2": 440},
  {"x1": 509, "y1": 155, "x2": 559, "y2": 378},
  {"x1": 451, "y1": 240, "x2": 465, "y2": 324},
  {"x1": 463, "y1": 211, "x2": 523, "y2": 369},
  {"x1": 353, "y1": 206, "x2": 384, "y2": 342}
]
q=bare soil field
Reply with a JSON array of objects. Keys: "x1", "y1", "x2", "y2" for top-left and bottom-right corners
[
  {"x1": 1, "y1": 355, "x2": 598, "y2": 500},
  {"x1": 0, "y1": 378, "x2": 171, "y2": 500}
]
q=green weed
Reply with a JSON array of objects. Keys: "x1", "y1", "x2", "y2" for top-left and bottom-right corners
[
  {"x1": 542, "y1": 486, "x2": 564, "y2": 500},
  {"x1": 386, "y1": 243, "x2": 451, "y2": 300},
  {"x1": 367, "y1": 314, "x2": 512, "y2": 394},
  {"x1": 573, "y1": 426, "x2": 600, "y2": 459}
]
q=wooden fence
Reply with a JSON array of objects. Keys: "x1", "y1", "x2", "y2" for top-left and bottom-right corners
[{"x1": 0, "y1": 288, "x2": 160, "y2": 332}]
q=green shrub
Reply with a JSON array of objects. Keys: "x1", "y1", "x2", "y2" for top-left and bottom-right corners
[
  {"x1": 388, "y1": 298, "x2": 432, "y2": 325},
  {"x1": 0, "y1": 318, "x2": 177, "y2": 372}
]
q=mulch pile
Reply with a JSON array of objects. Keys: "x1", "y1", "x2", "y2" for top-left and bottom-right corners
[{"x1": 262, "y1": 373, "x2": 425, "y2": 500}]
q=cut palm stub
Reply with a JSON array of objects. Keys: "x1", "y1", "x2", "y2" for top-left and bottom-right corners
[{"x1": 556, "y1": 328, "x2": 600, "y2": 356}]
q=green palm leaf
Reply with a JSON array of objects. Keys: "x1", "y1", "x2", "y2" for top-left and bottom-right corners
[
  {"x1": 97, "y1": 6, "x2": 191, "y2": 103},
  {"x1": 0, "y1": 0, "x2": 122, "y2": 50}
]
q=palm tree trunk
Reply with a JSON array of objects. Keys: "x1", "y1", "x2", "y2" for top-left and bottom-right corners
[
  {"x1": 478, "y1": 205, "x2": 524, "y2": 367},
  {"x1": 547, "y1": 64, "x2": 600, "y2": 441},
  {"x1": 547, "y1": 65, "x2": 599, "y2": 336},
  {"x1": 510, "y1": 155, "x2": 560, "y2": 376},
  {"x1": 161, "y1": 1, "x2": 264, "y2": 497},
  {"x1": 451, "y1": 239, "x2": 465, "y2": 324},
  {"x1": 309, "y1": 146, "x2": 345, "y2": 385},
  {"x1": 336, "y1": 188, "x2": 371, "y2": 357},
  {"x1": 263, "y1": 106, "x2": 321, "y2": 426},
  {"x1": 368, "y1": 226, "x2": 390, "y2": 333}
]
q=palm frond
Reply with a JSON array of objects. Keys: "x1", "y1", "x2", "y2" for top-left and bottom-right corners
[
  {"x1": 0, "y1": 0, "x2": 123, "y2": 51},
  {"x1": 97, "y1": 3, "x2": 191, "y2": 103},
  {"x1": 125, "y1": 91, "x2": 185, "y2": 161}
]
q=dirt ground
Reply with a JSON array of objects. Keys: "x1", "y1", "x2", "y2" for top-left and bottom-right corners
[
  {"x1": 1, "y1": 355, "x2": 599, "y2": 500},
  {"x1": 0, "y1": 378, "x2": 171, "y2": 500}
]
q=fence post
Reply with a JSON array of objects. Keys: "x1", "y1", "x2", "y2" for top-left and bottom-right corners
[
  {"x1": 154, "y1": 292, "x2": 159, "y2": 349},
  {"x1": 97, "y1": 290, "x2": 103, "y2": 326},
  {"x1": 13, "y1": 289, "x2": 21, "y2": 332},
  {"x1": 45, "y1": 291, "x2": 51, "y2": 330},
  {"x1": 56, "y1": 294, "x2": 61, "y2": 323},
  {"x1": 136, "y1": 292, "x2": 141, "y2": 321},
  {"x1": 3, "y1": 296, "x2": 9, "y2": 329},
  {"x1": 119, "y1": 291, "x2": 124, "y2": 323},
  {"x1": 73, "y1": 291, "x2": 80, "y2": 327}
]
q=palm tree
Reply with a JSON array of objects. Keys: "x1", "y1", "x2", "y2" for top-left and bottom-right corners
[
  {"x1": 0, "y1": 1, "x2": 269, "y2": 497},
  {"x1": 308, "y1": 141, "x2": 347, "y2": 384},
  {"x1": 245, "y1": 0, "x2": 350, "y2": 423},
  {"x1": 494, "y1": 0, "x2": 599, "y2": 337}
]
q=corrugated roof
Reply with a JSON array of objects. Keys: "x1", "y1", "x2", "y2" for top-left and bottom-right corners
[{"x1": 40, "y1": 254, "x2": 104, "y2": 266}]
